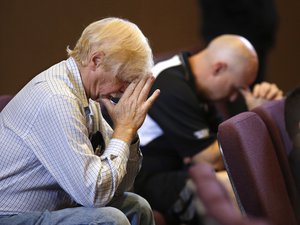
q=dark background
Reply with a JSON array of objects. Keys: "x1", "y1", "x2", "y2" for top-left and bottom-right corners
[{"x1": 1, "y1": 0, "x2": 299, "y2": 95}]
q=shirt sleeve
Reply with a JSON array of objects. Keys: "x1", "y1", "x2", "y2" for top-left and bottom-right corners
[
  {"x1": 24, "y1": 94, "x2": 134, "y2": 207},
  {"x1": 149, "y1": 68, "x2": 218, "y2": 157},
  {"x1": 115, "y1": 137, "x2": 142, "y2": 194}
]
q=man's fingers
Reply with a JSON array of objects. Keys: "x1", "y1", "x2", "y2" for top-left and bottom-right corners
[
  {"x1": 252, "y1": 82, "x2": 283, "y2": 103},
  {"x1": 254, "y1": 81, "x2": 275, "y2": 98},
  {"x1": 252, "y1": 83, "x2": 265, "y2": 98},
  {"x1": 240, "y1": 88, "x2": 258, "y2": 110},
  {"x1": 240, "y1": 88, "x2": 251, "y2": 98},
  {"x1": 240, "y1": 88, "x2": 254, "y2": 104},
  {"x1": 119, "y1": 75, "x2": 149, "y2": 103},
  {"x1": 266, "y1": 84, "x2": 283, "y2": 99},
  {"x1": 100, "y1": 98, "x2": 114, "y2": 115},
  {"x1": 120, "y1": 80, "x2": 138, "y2": 101},
  {"x1": 143, "y1": 89, "x2": 160, "y2": 112},
  {"x1": 275, "y1": 90, "x2": 284, "y2": 99},
  {"x1": 137, "y1": 76, "x2": 156, "y2": 103}
]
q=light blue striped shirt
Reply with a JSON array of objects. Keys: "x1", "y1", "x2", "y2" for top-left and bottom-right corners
[{"x1": 0, "y1": 57, "x2": 142, "y2": 215}]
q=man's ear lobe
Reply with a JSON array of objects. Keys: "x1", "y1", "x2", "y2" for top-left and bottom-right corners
[
  {"x1": 213, "y1": 61, "x2": 227, "y2": 76},
  {"x1": 91, "y1": 51, "x2": 104, "y2": 69}
]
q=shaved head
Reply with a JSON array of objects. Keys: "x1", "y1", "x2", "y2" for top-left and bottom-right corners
[
  {"x1": 189, "y1": 34, "x2": 259, "y2": 101},
  {"x1": 207, "y1": 34, "x2": 258, "y2": 86}
]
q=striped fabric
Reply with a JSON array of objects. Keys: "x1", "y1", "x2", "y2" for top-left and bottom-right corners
[{"x1": 0, "y1": 57, "x2": 142, "y2": 215}]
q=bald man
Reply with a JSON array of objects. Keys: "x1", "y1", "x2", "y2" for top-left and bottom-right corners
[{"x1": 134, "y1": 35, "x2": 282, "y2": 225}]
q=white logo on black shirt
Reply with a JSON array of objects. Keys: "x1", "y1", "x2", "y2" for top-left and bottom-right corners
[{"x1": 193, "y1": 129, "x2": 209, "y2": 139}]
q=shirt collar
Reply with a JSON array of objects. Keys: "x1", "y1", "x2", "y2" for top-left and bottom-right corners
[{"x1": 66, "y1": 57, "x2": 89, "y2": 108}]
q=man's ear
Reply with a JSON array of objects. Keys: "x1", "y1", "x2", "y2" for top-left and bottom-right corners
[
  {"x1": 90, "y1": 51, "x2": 104, "y2": 71},
  {"x1": 212, "y1": 61, "x2": 227, "y2": 76}
]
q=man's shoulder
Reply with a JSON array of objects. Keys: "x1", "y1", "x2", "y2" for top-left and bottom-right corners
[
  {"x1": 153, "y1": 55, "x2": 182, "y2": 78},
  {"x1": 38, "y1": 60, "x2": 84, "y2": 100}
]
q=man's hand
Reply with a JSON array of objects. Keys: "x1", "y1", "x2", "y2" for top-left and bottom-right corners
[
  {"x1": 252, "y1": 82, "x2": 283, "y2": 100},
  {"x1": 101, "y1": 75, "x2": 160, "y2": 143},
  {"x1": 241, "y1": 82, "x2": 283, "y2": 110}
]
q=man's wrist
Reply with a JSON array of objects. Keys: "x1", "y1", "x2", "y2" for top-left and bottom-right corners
[{"x1": 112, "y1": 127, "x2": 136, "y2": 144}]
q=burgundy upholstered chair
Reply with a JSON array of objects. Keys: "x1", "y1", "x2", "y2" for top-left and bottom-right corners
[
  {"x1": 252, "y1": 99, "x2": 300, "y2": 222},
  {"x1": 218, "y1": 112, "x2": 298, "y2": 225},
  {"x1": 252, "y1": 99, "x2": 292, "y2": 154}
]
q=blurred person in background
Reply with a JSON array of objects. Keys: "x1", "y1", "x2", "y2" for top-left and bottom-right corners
[{"x1": 134, "y1": 34, "x2": 282, "y2": 225}]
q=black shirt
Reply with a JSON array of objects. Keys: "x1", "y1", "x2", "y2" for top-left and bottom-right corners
[{"x1": 139, "y1": 53, "x2": 220, "y2": 173}]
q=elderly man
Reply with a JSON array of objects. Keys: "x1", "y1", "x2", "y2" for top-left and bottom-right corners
[
  {"x1": 0, "y1": 17, "x2": 160, "y2": 225},
  {"x1": 135, "y1": 34, "x2": 282, "y2": 225}
]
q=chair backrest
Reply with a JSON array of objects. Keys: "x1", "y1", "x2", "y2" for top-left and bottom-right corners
[
  {"x1": 0, "y1": 95, "x2": 13, "y2": 112},
  {"x1": 189, "y1": 162, "x2": 271, "y2": 225},
  {"x1": 218, "y1": 111, "x2": 297, "y2": 225},
  {"x1": 252, "y1": 99, "x2": 292, "y2": 155},
  {"x1": 252, "y1": 99, "x2": 300, "y2": 221}
]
